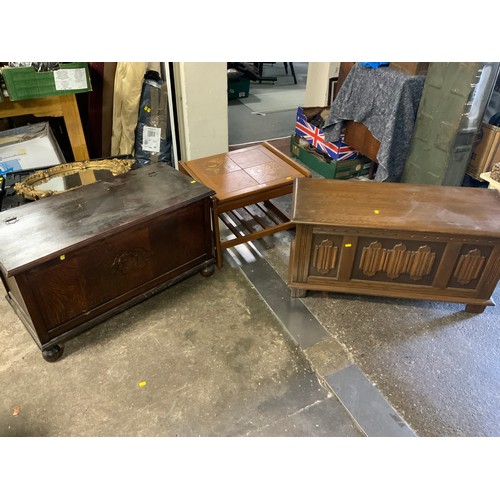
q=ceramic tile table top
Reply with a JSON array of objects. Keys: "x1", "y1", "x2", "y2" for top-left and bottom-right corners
[{"x1": 180, "y1": 142, "x2": 311, "y2": 267}]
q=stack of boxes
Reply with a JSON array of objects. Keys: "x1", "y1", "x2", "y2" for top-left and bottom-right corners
[
  {"x1": 0, "y1": 63, "x2": 91, "y2": 101},
  {"x1": 290, "y1": 107, "x2": 372, "y2": 179}
]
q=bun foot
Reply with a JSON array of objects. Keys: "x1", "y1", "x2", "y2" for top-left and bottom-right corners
[
  {"x1": 42, "y1": 345, "x2": 64, "y2": 363},
  {"x1": 200, "y1": 265, "x2": 214, "y2": 277},
  {"x1": 465, "y1": 304, "x2": 486, "y2": 314}
]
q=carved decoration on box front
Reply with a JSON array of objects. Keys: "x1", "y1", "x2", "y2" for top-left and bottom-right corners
[
  {"x1": 359, "y1": 241, "x2": 383, "y2": 276},
  {"x1": 453, "y1": 248, "x2": 485, "y2": 285},
  {"x1": 112, "y1": 248, "x2": 150, "y2": 275},
  {"x1": 312, "y1": 239, "x2": 338, "y2": 274},
  {"x1": 407, "y1": 245, "x2": 435, "y2": 280},
  {"x1": 359, "y1": 241, "x2": 435, "y2": 280},
  {"x1": 385, "y1": 243, "x2": 408, "y2": 278}
]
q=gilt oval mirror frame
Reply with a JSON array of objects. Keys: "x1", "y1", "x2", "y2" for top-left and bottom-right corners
[{"x1": 14, "y1": 158, "x2": 135, "y2": 200}]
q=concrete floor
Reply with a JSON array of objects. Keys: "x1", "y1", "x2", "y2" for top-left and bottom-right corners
[
  {"x1": 251, "y1": 224, "x2": 500, "y2": 437},
  {"x1": 0, "y1": 249, "x2": 362, "y2": 437},
  {"x1": 1, "y1": 211, "x2": 498, "y2": 437}
]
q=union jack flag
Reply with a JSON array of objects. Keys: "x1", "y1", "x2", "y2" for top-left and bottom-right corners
[{"x1": 295, "y1": 107, "x2": 358, "y2": 161}]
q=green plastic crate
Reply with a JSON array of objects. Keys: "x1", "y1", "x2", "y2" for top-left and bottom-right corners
[
  {"x1": 1, "y1": 63, "x2": 92, "y2": 101},
  {"x1": 290, "y1": 135, "x2": 371, "y2": 179},
  {"x1": 228, "y1": 77, "x2": 250, "y2": 100}
]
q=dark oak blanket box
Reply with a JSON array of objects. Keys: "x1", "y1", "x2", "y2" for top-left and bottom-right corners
[
  {"x1": 288, "y1": 179, "x2": 500, "y2": 313},
  {"x1": 0, "y1": 164, "x2": 215, "y2": 361}
]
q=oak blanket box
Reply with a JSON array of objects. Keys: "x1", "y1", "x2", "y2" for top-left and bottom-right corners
[{"x1": 288, "y1": 179, "x2": 500, "y2": 313}]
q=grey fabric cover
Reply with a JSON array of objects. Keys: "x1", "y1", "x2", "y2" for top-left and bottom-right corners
[{"x1": 323, "y1": 63, "x2": 425, "y2": 182}]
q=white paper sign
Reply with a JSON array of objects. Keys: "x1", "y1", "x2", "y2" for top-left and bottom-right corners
[
  {"x1": 53, "y1": 68, "x2": 88, "y2": 91},
  {"x1": 142, "y1": 126, "x2": 161, "y2": 152}
]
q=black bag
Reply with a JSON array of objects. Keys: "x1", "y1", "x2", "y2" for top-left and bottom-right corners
[{"x1": 134, "y1": 70, "x2": 173, "y2": 167}]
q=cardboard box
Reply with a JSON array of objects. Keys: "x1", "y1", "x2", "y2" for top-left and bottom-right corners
[
  {"x1": 467, "y1": 122, "x2": 500, "y2": 180},
  {"x1": 0, "y1": 63, "x2": 92, "y2": 101},
  {"x1": 295, "y1": 106, "x2": 358, "y2": 161},
  {"x1": 479, "y1": 171, "x2": 500, "y2": 191},
  {"x1": 228, "y1": 77, "x2": 250, "y2": 100},
  {"x1": 290, "y1": 135, "x2": 371, "y2": 179},
  {"x1": 0, "y1": 122, "x2": 65, "y2": 172}
]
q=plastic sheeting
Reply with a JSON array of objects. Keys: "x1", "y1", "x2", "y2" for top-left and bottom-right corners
[
  {"x1": 323, "y1": 63, "x2": 425, "y2": 182},
  {"x1": 134, "y1": 71, "x2": 172, "y2": 167}
]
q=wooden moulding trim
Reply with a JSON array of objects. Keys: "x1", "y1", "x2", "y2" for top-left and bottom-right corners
[
  {"x1": 285, "y1": 280, "x2": 495, "y2": 306},
  {"x1": 217, "y1": 187, "x2": 282, "y2": 206},
  {"x1": 292, "y1": 225, "x2": 500, "y2": 245},
  {"x1": 476, "y1": 246, "x2": 500, "y2": 296},
  {"x1": 288, "y1": 238, "x2": 298, "y2": 284},
  {"x1": 297, "y1": 226, "x2": 313, "y2": 282},
  {"x1": 262, "y1": 141, "x2": 312, "y2": 178}
]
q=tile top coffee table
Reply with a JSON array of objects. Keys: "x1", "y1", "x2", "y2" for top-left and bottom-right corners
[{"x1": 179, "y1": 142, "x2": 311, "y2": 267}]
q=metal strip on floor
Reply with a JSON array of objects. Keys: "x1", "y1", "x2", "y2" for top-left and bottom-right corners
[
  {"x1": 228, "y1": 244, "x2": 416, "y2": 437},
  {"x1": 325, "y1": 364, "x2": 416, "y2": 437},
  {"x1": 234, "y1": 249, "x2": 329, "y2": 349}
]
